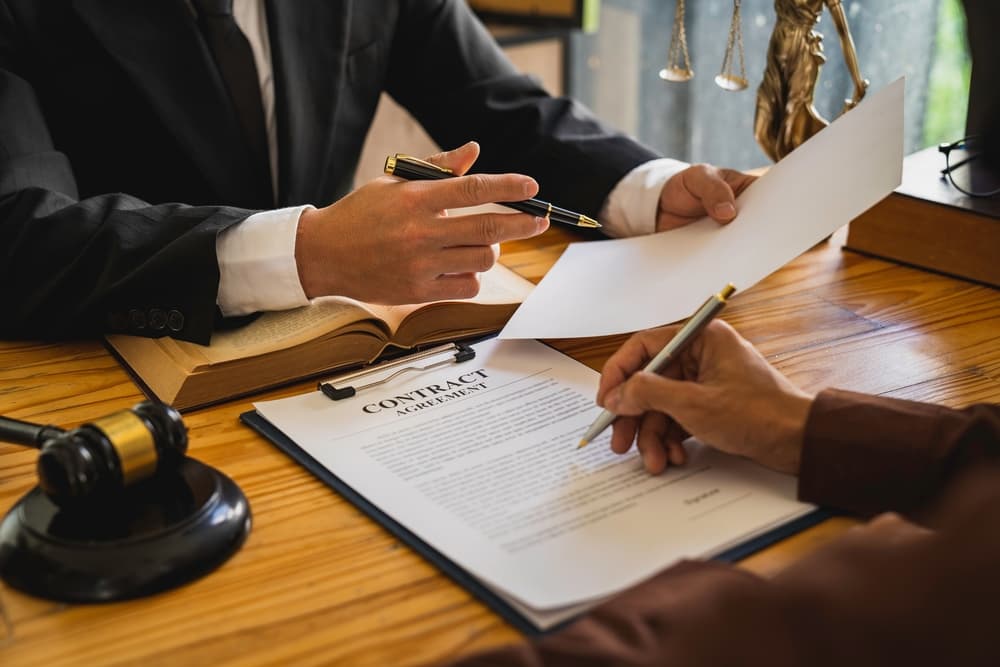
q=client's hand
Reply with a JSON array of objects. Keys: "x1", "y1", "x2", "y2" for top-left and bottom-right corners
[
  {"x1": 295, "y1": 141, "x2": 549, "y2": 304},
  {"x1": 657, "y1": 164, "x2": 756, "y2": 232},
  {"x1": 596, "y1": 320, "x2": 813, "y2": 475}
]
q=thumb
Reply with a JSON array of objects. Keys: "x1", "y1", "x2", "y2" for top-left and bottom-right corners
[
  {"x1": 424, "y1": 141, "x2": 480, "y2": 176},
  {"x1": 605, "y1": 372, "x2": 704, "y2": 420}
]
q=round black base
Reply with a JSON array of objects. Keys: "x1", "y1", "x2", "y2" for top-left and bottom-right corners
[{"x1": 0, "y1": 457, "x2": 251, "y2": 602}]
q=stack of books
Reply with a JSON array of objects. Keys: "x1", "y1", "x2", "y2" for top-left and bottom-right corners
[{"x1": 845, "y1": 145, "x2": 1000, "y2": 287}]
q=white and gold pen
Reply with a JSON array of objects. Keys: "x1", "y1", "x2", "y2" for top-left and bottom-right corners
[{"x1": 578, "y1": 283, "x2": 737, "y2": 448}]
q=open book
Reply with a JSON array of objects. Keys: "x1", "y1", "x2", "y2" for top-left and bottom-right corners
[
  {"x1": 107, "y1": 264, "x2": 534, "y2": 411},
  {"x1": 244, "y1": 338, "x2": 820, "y2": 633}
]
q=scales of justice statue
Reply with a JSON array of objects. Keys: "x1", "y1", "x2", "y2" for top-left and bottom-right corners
[{"x1": 660, "y1": 0, "x2": 869, "y2": 162}]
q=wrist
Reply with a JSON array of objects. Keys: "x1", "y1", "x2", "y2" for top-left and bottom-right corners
[
  {"x1": 602, "y1": 158, "x2": 688, "y2": 237},
  {"x1": 771, "y1": 390, "x2": 814, "y2": 475},
  {"x1": 295, "y1": 206, "x2": 325, "y2": 299}
]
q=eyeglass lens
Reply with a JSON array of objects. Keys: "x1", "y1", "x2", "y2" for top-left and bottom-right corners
[{"x1": 943, "y1": 141, "x2": 1000, "y2": 197}]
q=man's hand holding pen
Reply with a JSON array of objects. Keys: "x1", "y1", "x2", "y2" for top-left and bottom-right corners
[
  {"x1": 296, "y1": 141, "x2": 548, "y2": 305},
  {"x1": 385, "y1": 152, "x2": 601, "y2": 229},
  {"x1": 595, "y1": 320, "x2": 813, "y2": 476},
  {"x1": 295, "y1": 140, "x2": 756, "y2": 307}
]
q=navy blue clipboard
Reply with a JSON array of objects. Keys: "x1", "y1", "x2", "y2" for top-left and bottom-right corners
[{"x1": 240, "y1": 409, "x2": 831, "y2": 635}]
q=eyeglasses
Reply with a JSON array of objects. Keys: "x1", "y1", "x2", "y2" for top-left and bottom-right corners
[{"x1": 938, "y1": 135, "x2": 1000, "y2": 198}]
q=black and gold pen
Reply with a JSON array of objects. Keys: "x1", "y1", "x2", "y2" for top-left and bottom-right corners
[{"x1": 384, "y1": 154, "x2": 601, "y2": 229}]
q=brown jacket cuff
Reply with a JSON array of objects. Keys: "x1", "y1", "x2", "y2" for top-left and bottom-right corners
[{"x1": 798, "y1": 388, "x2": 999, "y2": 515}]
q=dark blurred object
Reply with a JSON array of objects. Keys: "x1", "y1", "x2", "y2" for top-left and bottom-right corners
[
  {"x1": 467, "y1": 0, "x2": 599, "y2": 31},
  {"x1": 962, "y1": 0, "x2": 1000, "y2": 169}
]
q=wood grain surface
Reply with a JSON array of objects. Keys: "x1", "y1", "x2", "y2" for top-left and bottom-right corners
[{"x1": 1, "y1": 223, "x2": 998, "y2": 666}]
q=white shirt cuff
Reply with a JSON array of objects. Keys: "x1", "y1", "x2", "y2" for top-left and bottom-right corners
[
  {"x1": 599, "y1": 158, "x2": 689, "y2": 237},
  {"x1": 216, "y1": 205, "x2": 313, "y2": 316}
]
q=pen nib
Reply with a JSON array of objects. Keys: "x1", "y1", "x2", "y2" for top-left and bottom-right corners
[
  {"x1": 577, "y1": 215, "x2": 601, "y2": 229},
  {"x1": 577, "y1": 439, "x2": 589, "y2": 449}
]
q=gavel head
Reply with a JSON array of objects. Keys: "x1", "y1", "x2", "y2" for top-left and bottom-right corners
[{"x1": 36, "y1": 402, "x2": 188, "y2": 505}]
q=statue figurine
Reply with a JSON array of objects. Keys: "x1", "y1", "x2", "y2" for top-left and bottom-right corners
[{"x1": 754, "y1": 0, "x2": 869, "y2": 162}]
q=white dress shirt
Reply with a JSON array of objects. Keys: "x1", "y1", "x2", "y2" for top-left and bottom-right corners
[{"x1": 216, "y1": 0, "x2": 687, "y2": 316}]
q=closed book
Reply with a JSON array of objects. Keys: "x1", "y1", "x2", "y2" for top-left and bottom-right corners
[{"x1": 845, "y1": 145, "x2": 1000, "y2": 286}]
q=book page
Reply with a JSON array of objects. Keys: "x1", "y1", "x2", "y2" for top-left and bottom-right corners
[
  {"x1": 253, "y1": 339, "x2": 813, "y2": 620},
  {"x1": 365, "y1": 263, "x2": 534, "y2": 332},
  {"x1": 174, "y1": 264, "x2": 531, "y2": 365},
  {"x1": 190, "y1": 297, "x2": 383, "y2": 364}
]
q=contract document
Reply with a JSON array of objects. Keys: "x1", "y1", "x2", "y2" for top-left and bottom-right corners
[
  {"x1": 500, "y1": 78, "x2": 905, "y2": 339},
  {"x1": 250, "y1": 339, "x2": 815, "y2": 631}
]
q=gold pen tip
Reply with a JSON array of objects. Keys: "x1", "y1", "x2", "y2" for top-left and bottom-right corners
[
  {"x1": 579, "y1": 215, "x2": 601, "y2": 228},
  {"x1": 718, "y1": 283, "x2": 737, "y2": 300},
  {"x1": 577, "y1": 439, "x2": 589, "y2": 449}
]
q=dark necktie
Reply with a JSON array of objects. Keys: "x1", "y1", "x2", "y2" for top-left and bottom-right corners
[{"x1": 192, "y1": 0, "x2": 271, "y2": 189}]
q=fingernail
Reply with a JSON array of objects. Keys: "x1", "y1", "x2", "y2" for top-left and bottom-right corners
[
  {"x1": 535, "y1": 216, "x2": 549, "y2": 231},
  {"x1": 715, "y1": 202, "x2": 736, "y2": 219},
  {"x1": 523, "y1": 180, "x2": 537, "y2": 198}
]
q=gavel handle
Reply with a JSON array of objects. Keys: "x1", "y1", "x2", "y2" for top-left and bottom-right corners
[{"x1": 0, "y1": 416, "x2": 65, "y2": 448}]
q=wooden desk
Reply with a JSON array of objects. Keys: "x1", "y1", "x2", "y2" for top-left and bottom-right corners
[{"x1": 1, "y1": 224, "x2": 998, "y2": 666}]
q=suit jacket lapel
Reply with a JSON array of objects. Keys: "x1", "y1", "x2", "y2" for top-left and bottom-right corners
[
  {"x1": 73, "y1": 0, "x2": 273, "y2": 208},
  {"x1": 264, "y1": 0, "x2": 351, "y2": 206}
]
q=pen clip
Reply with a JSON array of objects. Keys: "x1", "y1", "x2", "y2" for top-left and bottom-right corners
[
  {"x1": 318, "y1": 342, "x2": 476, "y2": 401},
  {"x1": 392, "y1": 154, "x2": 454, "y2": 174}
]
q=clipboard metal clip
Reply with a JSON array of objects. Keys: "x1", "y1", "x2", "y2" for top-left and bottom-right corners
[{"x1": 318, "y1": 342, "x2": 476, "y2": 401}]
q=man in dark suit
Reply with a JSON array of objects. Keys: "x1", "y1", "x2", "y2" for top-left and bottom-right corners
[
  {"x1": 0, "y1": 0, "x2": 752, "y2": 344},
  {"x1": 446, "y1": 320, "x2": 1000, "y2": 666}
]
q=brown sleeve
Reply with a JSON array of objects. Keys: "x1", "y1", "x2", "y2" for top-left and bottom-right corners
[
  {"x1": 798, "y1": 389, "x2": 1000, "y2": 515},
  {"x1": 440, "y1": 560, "x2": 800, "y2": 667}
]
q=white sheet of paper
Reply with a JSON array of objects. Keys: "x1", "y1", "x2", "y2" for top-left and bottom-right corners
[
  {"x1": 253, "y1": 339, "x2": 814, "y2": 629},
  {"x1": 499, "y1": 78, "x2": 905, "y2": 339}
]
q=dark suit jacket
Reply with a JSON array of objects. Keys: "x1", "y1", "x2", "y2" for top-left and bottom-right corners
[
  {"x1": 0, "y1": 0, "x2": 657, "y2": 343},
  {"x1": 448, "y1": 390, "x2": 1000, "y2": 666}
]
